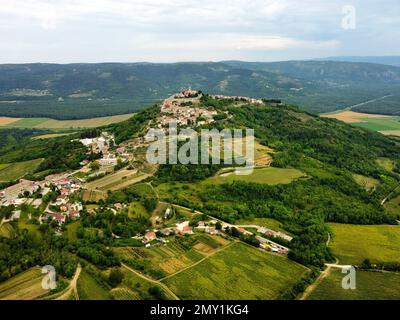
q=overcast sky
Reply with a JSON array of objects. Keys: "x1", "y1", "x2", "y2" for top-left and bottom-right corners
[{"x1": 0, "y1": 0, "x2": 399, "y2": 63}]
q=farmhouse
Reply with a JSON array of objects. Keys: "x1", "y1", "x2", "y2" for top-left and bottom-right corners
[{"x1": 177, "y1": 226, "x2": 193, "y2": 235}]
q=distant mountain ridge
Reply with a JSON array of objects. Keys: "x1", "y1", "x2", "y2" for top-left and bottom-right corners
[
  {"x1": 0, "y1": 60, "x2": 400, "y2": 119},
  {"x1": 317, "y1": 56, "x2": 400, "y2": 67}
]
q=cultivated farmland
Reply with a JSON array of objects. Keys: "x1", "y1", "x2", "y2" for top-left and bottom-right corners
[
  {"x1": 76, "y1": 270, "x2": 111, "y2": 300},
  {"x1": 329, "y1": 223, "x2": 400, "y2": 265},
  {"x1": 0, "y1": 268, "x2": 49, "y2": 300},
  {"x1": 0, "y1": 113, "x2": 135, "y2": 130},
  {"x1": 163, "y1": 242, "x2": 308, "y2": 300},
  {"x1": 308, "y1": 269, "x2": 400, "y2": 300}
]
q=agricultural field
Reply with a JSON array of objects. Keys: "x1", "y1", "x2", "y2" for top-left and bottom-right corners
[
  {"x1": 0, "y1": 223, "x2": 15, "y2": 239},
  {"x1": 114, "y1": 267, "x2": 176, "y2": 300},
  {"x1": 329, "y1": 223, "x2": 400, "y2": 265},
  {"x1": 0, "y1": 158, "x2": 43, "y2": 182},
  {"x1": 82, "y1": 190, "x2": 108, "y2": 202},
  {"x1": 308, "y1": 269, "x2": 400, "y2": 300},
  {"x1": 163, "y1": 242, "x2": 308, "y2": 300},
  {"x1": 115, "y1": 234, "x2": 230, "y2": 278},
  {"x1": 207, "y1": 167, "x2": 306, "y2": 185},
  {"x1": 0, "y1": 113, "x2": 135, "y2": 130},
  {"x1": 321, "y1": 111, "x2": 400, "y2": 136},
  {"x1": 0, "y1": 268, "x2": 49, "y2": 300},
  {"x1": 85, "y1": 169, "x2": 150, "y2": 192},
  {"x1": 76, "y1": 270, "x2": 111, "y2": 300}
]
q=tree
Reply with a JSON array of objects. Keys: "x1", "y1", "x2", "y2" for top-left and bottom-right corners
[
  {"x1": 108, "y1": 269, "x2": 124, "y2": 287},
  {"x1": 90, "y1": 161, "x2": 100, "y2": 171},
  {"x1": 215, "y1": 222, "x2": 222, "y2": 230}
]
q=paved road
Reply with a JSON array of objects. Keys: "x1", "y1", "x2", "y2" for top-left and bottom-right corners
[{"x1": 121, "y1": 263, "x2": 180, "y2": 300}]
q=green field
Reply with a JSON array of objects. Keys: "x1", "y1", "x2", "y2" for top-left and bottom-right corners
[
  {"x1": 352, "y1": 116, "x2": 400, "y2": 132},
  {"x1": 208, "y1": 167, "x2": 306, "y2": 185},
  {"x1": 0, "y1": 268, "x2": 49, "y2": 300},
  {"x1": 308, "y1": 269, "x2": 400, "y2": 300},
  {"x1": 116, "y1": 234, "x2": 230, "y2": 278},
  {"x1": 115, "y1": 268, "x2": 175, "y2": 300},
  {"x1": 163, "y1": 242, "x2": 308, "y2": 300},
  {"x1": 329, "y1": 223, "x2": 400, "y2": 265},
  {"x1": 0, "y1": 159, "x2": 43, "y2": 182},
  {"x1": 0, "y1": 113, "x2": 135, "y2": 130},
  {"x1": 85, "y1": 169, "x2": 149, "y2": 192},
  {"x1": 76, "y1": 270, "x2": 111, "y2": 300}
]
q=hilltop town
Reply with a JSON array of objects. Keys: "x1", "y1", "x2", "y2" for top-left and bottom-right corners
[{"x1": 0, "y1": 90, "x2": 289, "y2": 255}]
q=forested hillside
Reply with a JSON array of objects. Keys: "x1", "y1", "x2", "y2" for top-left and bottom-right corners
[{"x1": 1, "y1": 61, "x2": 400, "y2": 119}]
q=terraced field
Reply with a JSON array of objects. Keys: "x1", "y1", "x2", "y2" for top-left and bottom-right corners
[
  {"x1": 163, "y1": 242, "x2": 308, "y2": 300},
  {"x1": 0, "y1": 268, "x2": 49, "y2": 300}
]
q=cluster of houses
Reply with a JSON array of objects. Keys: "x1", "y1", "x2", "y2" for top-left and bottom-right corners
[
  {"x1": 158, "y1": 90, "x2": 218, "y2": 128},
  {"x1": 0, "y1": 173, "x2": 84, "y2": 227},
  {"x1": 79, "y1": 132, "x2": 129, "y2": 167},
  {"x1": 142, "y1": 218, "x2": 222, "y2": 247},
  {"x1": 174, "y1": 89, "x2": 201, "y2": 99},
  {"x1": 211, "y1": 94, "x2": 264, "y2": 105}
]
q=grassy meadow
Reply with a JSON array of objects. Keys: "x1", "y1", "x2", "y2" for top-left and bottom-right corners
[
  {"x1": 208, "y1": 167, "x2": 306, "y2": 185},
  {"x1": 329, "y1": 223, "x2": 400, "y2": 265}
]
